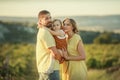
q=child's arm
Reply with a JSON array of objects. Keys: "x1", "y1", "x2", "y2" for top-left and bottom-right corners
[
  {"x1": 46, "y1": 28, "x2": 65, "y2": 36},
  {"x1": 37, "y1": 21, "x2": 42, "y2": 28}
]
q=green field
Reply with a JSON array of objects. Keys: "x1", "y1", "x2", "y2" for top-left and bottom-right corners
[
  {"x1": 88, "y1": 69, "x2": 120, "y2": 80},
  {"x1": 0, "y1": 43, "x2": 120, "y2": 80}
]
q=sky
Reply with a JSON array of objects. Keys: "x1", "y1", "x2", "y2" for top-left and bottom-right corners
[{"x1": 0, "y1": 0, "x2": 120, "y2": 17}]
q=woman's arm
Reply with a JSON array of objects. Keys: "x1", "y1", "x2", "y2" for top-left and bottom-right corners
[
  {"x1": 63, "y1": 40, "x2": 86, "y2": 61},
  {"x1": 46, "y1": 28, "x2": 65, "y2": 36}
]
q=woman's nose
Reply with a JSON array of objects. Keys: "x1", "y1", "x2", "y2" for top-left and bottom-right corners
[
  {"x1": 62, "y1": 26, "x2": 65, "y2": 28},
  {"x1": 63, "y1": 25, "x2": 67, "y2": 28}
]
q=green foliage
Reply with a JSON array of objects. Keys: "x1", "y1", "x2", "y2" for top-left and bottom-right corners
[
  {"x1": 93, "y1": 32, "x2": 120, "y2": 44},
  {"x1": 87, "y1": 58, "x2": 101, "y2": 69},
  {"x1": 94, "y1": 32, "x2": 110, "y2": 44},
  {"x1": 0, "y1": 43, "x2": 119, "y2": 80},
  {"x1": 0, "y1": 21, "x2": 37, "y2": 44},
  {"x1": 0, "y1": 43, "x2": 38, "y2": 80},
  {"x1": 85, "y1": 44, "x2": 120, "y2": 69},
  {"x1": 88, "y1": 69, "x2": 120, "y2": 80},
  {"x1": 79, "y1": 31, "x2": 100, "y2": 43}
]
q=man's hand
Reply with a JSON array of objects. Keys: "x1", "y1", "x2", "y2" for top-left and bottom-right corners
[{"x1": 49, "y1": 46, "x2": 64, "y2": 63}]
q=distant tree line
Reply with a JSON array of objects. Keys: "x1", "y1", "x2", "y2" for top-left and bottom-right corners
[{"x1": 0, "y1": 21, "x2": 120, "y2": 44}]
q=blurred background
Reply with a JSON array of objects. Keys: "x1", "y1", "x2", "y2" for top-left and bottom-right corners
[{"x1": 0, "y1": 0, "x2": 120, "y2": 80}]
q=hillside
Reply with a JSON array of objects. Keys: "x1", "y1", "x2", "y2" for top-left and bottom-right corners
[
  {"x1": 0, "y1": 21, "x2": 120, "y2": 44},
  {"x1": 0, "y1": 15, "x2": 120, "y2": 33},
  {"x1": 0, "y1": 21, "x2": 37, "y2": 43}
]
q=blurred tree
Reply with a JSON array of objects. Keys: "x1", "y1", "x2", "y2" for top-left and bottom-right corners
[{"x1": 94, "y1": 32, "x2": 112, "y2": 44}]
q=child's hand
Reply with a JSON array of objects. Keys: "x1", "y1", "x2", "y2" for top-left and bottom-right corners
[
  {"x1": 58, "y1": 49, "x2": 63, "y2": 57},
  {"x1": 59, "y1": 57, "x2": 65, "y2": 64},
  {"x1": 37, "y1": 21, "x2": 42, "y2": 28}
]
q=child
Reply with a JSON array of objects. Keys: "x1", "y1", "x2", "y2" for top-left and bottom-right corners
[{"x1": 46, "y1": 19, "x2": 67, "y2": 56}]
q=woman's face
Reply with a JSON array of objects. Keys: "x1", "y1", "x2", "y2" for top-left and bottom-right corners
[{"x1": 63, "y1": 19, "x2": 73, "y2": 32}]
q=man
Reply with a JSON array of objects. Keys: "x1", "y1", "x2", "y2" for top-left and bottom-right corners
[{"x1": 36, "y1": 10, "x2": 63, "y2": 80}]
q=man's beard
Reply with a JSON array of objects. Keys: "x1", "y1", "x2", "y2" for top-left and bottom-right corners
[{"x1": 46, "y1": 22, "x2": 52, "y2": 28}]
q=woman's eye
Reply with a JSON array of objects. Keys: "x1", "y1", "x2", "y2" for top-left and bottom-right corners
[{"x1": 63, "y1": 24, "x2": 66, "y2": 26}]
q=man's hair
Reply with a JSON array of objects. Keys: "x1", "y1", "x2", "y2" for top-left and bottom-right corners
[{"x1": 38, "y1": 10, "x2": 50, "y2": 18}]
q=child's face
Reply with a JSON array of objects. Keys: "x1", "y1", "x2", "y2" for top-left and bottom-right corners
[{"x1": 52, "y1": 21, "x2": 61, "y2": 30}]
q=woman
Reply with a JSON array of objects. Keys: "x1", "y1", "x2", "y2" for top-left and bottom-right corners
[{"x1": 61, "y1": 18, "x2": 87, "y2": 80}]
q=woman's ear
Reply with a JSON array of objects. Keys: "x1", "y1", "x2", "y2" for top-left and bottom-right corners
[{"x1": 71, "y1": 26, "x2": 74, "y2": 31}]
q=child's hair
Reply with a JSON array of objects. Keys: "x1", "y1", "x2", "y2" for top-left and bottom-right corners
[
  {"x1": 38, "y1": 10, "x2": 50, "y2": 19},
  {"x1": 52, "y1": 19, "x2": 63, "y2": 30},
  {"x1": 63, "y1": 18, "x2": 79, "y2": 33}
]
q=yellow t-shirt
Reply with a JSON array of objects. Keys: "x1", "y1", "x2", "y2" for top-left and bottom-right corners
[{"x1": 36, "y1": 27, "x2": 59, "y2": 74}]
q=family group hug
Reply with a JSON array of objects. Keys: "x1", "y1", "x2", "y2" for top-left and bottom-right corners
[{"x1": 36, "y1": 10, "x2": 87, "y2": 80}]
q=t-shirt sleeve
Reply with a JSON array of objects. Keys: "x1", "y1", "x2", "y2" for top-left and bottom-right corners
[{"x1": 42, "y1": 29, "x2": 56, "y2": 48}]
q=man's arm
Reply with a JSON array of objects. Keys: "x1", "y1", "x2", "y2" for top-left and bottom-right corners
[
  {"x1": 48, "y1": 46, "x2": 64, "y2": 63},
  {"x1": 42, "y1": 29, "x2": 64, "y2": 63}
]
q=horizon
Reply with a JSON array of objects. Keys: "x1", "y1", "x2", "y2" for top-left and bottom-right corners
[
  {"x1": 0, "y1": 14, "x2": 120, "y2": 34},
  {"x1": 1, "y1": 14, "x2": 120, "y2": 18},
  {"x1": 0, "y1": 0, "x2": 120, "y2": 17}
]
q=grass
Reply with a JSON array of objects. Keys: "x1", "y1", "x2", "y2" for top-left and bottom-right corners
[{"x1": 88, "y1": 69, "x2": 120, "y2": 80}]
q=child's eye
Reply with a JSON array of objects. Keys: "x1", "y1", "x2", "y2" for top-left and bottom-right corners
[
  {"x1": 53, "y1": 25, "x2": 55, "y2": 27},
  {"x1": 67, "y1": 24, "x2": 69, "y2": 26}
]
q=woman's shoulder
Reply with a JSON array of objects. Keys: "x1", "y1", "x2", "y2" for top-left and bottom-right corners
[
  {"x1": 74, "y1": 34, "x2": 81, "y2": 40},
  {"x1": 74, "y1": 34, "x2": 80, "y2": 38}
]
